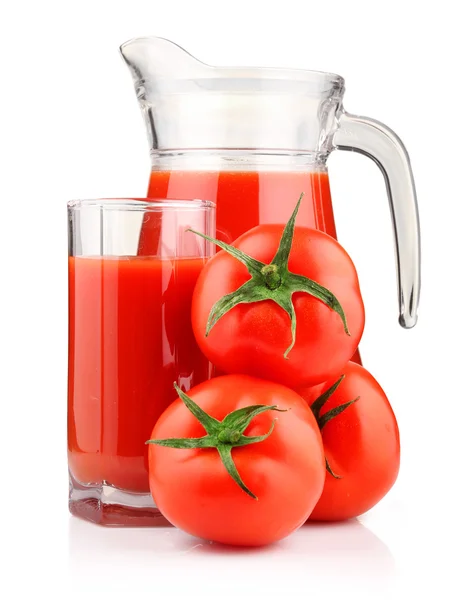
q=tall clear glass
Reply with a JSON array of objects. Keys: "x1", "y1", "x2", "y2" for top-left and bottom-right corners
[{"x1": 68, "y1": 199, "x2": 215, "y2": 526}]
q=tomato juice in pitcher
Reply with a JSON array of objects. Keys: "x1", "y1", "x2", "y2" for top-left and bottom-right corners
[
  {"x1": 122, "y1": 37, "x2": 420, "y2": 329},
  {"x1": 148, "y1": 170, "x2": 335, "y2": 244}
]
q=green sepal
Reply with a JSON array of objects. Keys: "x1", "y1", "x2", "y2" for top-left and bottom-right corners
[
  {"x1": 287, "y1": 274, "x2": 350, "y2": 336},
  {"x1": 217, "y1": 444, "x2": 257, "y2": 499},
  {"x1": 205, "y1": 279, "x2": 268, "y2": 336},
  {"x1": 310, "y1": 375, "x2": 360, "y2": 479},
  {"x1": 221, "y1": 404, "x2": 286, "y2": 431},
  {"x1": 146, "y1": 383, "x2": 285, "y2": 499},
  {"x1": 173, "y1": 383, "x2": 221, "y2": 435},
  {"x1": 271, "y1": 292, "x2": 296, "y2": 358},
  {"x1": 310, "y1": 376, "x2": 345, "y2": 421},
  {"x1": 325, "y1": 457, "x2": 341, "y2": 479},
  {"x1": 189, "y1": 193, "x2": 350, "y2": 358},
  {"x1": 187, "y1": 230, "x2": 265, "y2": 277},
  {"x1": 230, "y1": 422, "x2": 276, "y2": 447},
  {"x1": 146, "y1": 436, "x2": 215, "y2": 449},
  {"x1": 318, "y1": 396, "x2": 359, "y2": 430}
]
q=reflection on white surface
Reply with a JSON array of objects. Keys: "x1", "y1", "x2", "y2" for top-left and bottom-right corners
[{"x1": 68, "y1": 517, "x2": 396, "y2": 598}]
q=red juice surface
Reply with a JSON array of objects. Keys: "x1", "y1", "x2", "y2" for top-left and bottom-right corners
[
  {"x1": 147, "y1": 170, "x2": 336, "y2": 245},
  {"x1": 68, "y1": 255, "x2": 210, "y2": 494}
]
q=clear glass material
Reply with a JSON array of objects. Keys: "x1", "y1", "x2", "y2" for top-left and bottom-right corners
[
  {"x1": 68, "y1": 199, "x2": 215, "y2": 526},
  {"x1": 121, "y1": 36, "x2": 420, "y2": 328}
]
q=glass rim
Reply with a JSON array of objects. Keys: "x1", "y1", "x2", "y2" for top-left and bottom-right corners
[{"x1": 67, "y1": 198, "x2": 215, "y2": 212}]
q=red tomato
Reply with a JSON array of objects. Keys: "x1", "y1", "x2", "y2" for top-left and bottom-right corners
[
  {"x1": 300, "y1": 362, "x2": 400, "y2": 521},
  {"x1": 148, "y1": 375, "x2": 325, "y2": 546},
  {"x1": 191, "y1": 221, "x2": 365, "y2": 388}
]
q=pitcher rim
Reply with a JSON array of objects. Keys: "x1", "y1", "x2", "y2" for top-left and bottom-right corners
[{"x1": 120, "y1": 36, "x2": 345, "y2": 91}]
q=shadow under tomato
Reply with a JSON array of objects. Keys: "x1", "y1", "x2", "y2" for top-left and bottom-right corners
[
  {"x1": 284, "y1": 518, "x2": 396, "y2": 577},
  {"x1": 68, "y1": 513, "x2": 395, "y2": 580},
  {"x1": 192, "y1": 519, "x2": 393, "y2": 567}
]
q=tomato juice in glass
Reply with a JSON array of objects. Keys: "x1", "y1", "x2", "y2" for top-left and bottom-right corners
[{"x1": 67, "y1": 199, "x2": 214, "y2": 525}]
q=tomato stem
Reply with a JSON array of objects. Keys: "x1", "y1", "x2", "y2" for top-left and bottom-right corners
[
  {"x1": 188, "y1": 193, "x2": 350, "y2": 358},
  {"x1": 261, "y1": 264, "x2": 282, "y2": 290},
  {"x1": 146, "y1": 383, "x2": 286, "y2": 499},
  {"x1": 217, "y1": 428, "x2": 241, "y2": 443}
]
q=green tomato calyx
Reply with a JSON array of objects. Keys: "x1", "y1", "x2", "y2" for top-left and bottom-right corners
[
  {"x1": 189, "y1": 193, "x2": 350, "y2": 359},
  {"x1": 310, "y1": 375, "x2": 360, "y2": 479},
  {"x1": 146, "y1": 383, "x2": 286, "y2": 499}
]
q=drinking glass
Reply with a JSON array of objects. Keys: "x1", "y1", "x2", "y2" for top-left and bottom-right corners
[{"x1": 68, "y1": 198, "x2": 215, "y2": 526}]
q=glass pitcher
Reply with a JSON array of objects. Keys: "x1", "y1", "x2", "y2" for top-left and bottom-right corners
[{"x1": 120, "y1": 36, "x2": 420, "y2": 329}]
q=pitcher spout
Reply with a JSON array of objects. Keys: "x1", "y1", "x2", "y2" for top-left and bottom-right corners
[
  {"x1": 120, "y1": 36, "x2": 209, "y2": 86},
  {"x1": 120, "y1": 36, "x2": 344, "y2": 156}
]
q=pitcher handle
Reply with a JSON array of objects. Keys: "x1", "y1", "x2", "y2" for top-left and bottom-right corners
[{"x1": 333, "y1": 110, "x2": 421, "y2": 328}]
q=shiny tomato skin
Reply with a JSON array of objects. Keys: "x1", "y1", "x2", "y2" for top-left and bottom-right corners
[
  {"x1": 148, "y1": 375, "x2": 325, "y2": 546},
  {"x1": 300, "y1": 362, "x2": 400, "y2": 521},
  {"x1": 191, "y1": 225, "x2": 365, "y2": 388}
]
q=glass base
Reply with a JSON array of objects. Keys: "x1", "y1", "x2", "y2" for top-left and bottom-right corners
[{"x1": 69, "y1": 473, "x2": 171, "y2": 527}]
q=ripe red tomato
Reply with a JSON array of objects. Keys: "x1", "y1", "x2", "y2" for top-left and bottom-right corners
[
  {"x1": 300, "y1": 361, "x2": 400, "y2": 521},
  {"x1": 148, "y1": 375, "x2": 325, "y2": 546},
  {"x1": 191, "y1": 204, "x2": 365, "y2": 387}
]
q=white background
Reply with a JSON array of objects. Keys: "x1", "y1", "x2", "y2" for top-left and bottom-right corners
[{"x1": 1, "y1": 0, "x2": 461, "y2": 598}]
